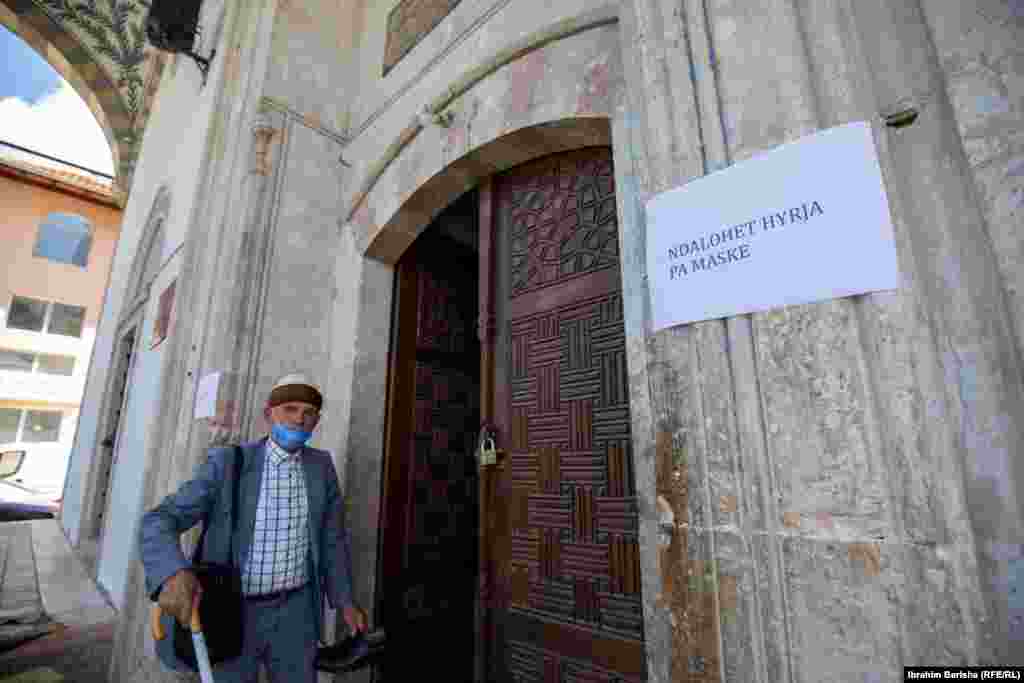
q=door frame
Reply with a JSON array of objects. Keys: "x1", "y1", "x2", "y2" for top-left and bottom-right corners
[
  {"x1": 354, "y1": 119, "x2": 645, "y2": 683},
  {"x1": 375, "y1": 191, "x2": 491, "y2": 681}
]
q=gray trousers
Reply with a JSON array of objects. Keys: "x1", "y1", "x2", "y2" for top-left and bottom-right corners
[{"x1": 213, "y1": 584, "x2": 318, "y2": 683}]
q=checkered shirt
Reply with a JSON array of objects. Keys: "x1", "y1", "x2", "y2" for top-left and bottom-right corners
[{"x1": 241, "y1": 438, "x2": 310, "y2": 596}]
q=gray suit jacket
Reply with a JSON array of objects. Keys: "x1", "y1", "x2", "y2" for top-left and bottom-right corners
[{"x1": 139, "y1": 438, "x2": 354, "y2": 667}]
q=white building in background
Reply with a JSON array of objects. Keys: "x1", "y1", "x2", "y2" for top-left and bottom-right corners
[{"x1": 0, "y1": 143, "x2": 121, "y2": 504}]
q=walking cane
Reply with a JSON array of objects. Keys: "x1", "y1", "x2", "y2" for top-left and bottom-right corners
[{"x1": 151, "y1": 603, "x2": 216, "y2": 683}]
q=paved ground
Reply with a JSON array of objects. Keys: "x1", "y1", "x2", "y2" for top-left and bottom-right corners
[{"x1": 0, "y1": 521, "x2": 116, "y2": 683}]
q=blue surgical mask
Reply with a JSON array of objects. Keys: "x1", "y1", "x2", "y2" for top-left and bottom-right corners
[{"x1": 271, "y1": 423, "x2": 313, "y2": 452}]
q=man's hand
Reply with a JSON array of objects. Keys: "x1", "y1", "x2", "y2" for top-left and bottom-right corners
[
  {"x1": 158, "y1": 569, "x2": 202, "y2": 627},
  {"x1": 342, "y1": 605, "x2": 368, "y2": 635}
]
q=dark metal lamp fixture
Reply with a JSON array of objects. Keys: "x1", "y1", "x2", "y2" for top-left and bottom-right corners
[{"x1": 145, "y1": 0, "x2": 216, "y2": 84}]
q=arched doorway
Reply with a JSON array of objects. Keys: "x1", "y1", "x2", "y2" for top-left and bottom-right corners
[{"x1": 377, "y1": 143, "x2": 644, "y2": 682}]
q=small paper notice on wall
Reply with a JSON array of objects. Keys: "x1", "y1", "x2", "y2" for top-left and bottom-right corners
[
  {"x1": 194, "y1": 371, "x2": 222, "y2": 420},
  {"x1": 645, "y1": 121, "x2": 901, "y2": 330}
]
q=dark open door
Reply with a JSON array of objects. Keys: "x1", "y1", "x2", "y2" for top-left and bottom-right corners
[
  {"x1": 379, "y1": 203, "x2": 481, "y2": 682},
  {"x1": 484, "y1": 147, "x2": 647, "y2": 682}
]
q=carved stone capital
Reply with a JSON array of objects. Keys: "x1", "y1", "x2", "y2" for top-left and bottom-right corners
[{"x1": 251, "y1": 114, "x2": 279, "y2": 176}]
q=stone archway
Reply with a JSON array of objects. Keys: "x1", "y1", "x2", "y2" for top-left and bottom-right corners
[
  {"x1": 0, "y1": 0, "x2": 164, "y2": 202},
  {"x1": 337, "y1": 19, "x2": 633, "y2": 679},
  {"x1": 364, "y1": 117, "x2": 613, "y2": 264},
  {"x1": 341, "y1": 114, "x2": 629, "y2": 683}
]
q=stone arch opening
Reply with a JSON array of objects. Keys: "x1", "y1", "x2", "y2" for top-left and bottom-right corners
[
  {"x1": 364, "y1": 117, "x2": 613, "y2": 264},
  {"x1": 0, "y1": 1, "x2": 143, "y2": 202},
  {"x1": 369, "y1": 119, "x2": 640, "y2": 682}
]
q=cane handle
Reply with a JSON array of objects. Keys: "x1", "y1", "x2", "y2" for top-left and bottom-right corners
[
  {"x1": 150, "y1": 605, "x2": 166, "y2": 641},
  {"x1": 191, "y1": 602, "x2": 202, "y2": 633}
]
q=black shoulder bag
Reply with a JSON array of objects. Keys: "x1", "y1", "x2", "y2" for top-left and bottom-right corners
[{"x1": 173, "y1": 445, "x2": 246, "y2": 669}]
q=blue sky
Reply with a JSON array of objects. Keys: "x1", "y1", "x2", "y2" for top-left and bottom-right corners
[
  {"x1": 0, "y1": 25, "x2": 60, "y2": 104},
  {"x1": 0, "y1": 24, "x2": 114, "y2": 175}
]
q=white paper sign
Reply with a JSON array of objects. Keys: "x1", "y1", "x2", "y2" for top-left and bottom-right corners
[
  {"x1": 194, "y1": 371, "x2": 222, "y2": 419},
  {"x1": 646, "y1": 121, "x2": 901, "y2": 330}
]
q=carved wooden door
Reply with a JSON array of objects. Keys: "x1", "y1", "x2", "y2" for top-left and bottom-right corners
[
  {"x1": 380, "y1": 227, "x2": 480, "y2": 682},
  {"x1": 488, "y1": 148, "x2": 646, "y2": 682}
]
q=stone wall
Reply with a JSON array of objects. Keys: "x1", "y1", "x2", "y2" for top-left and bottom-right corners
[
  {"x1": 612, "y1": 1, "x2": 1024, "y2": 680},
  {"x1": 926, "y1": 1, "x2": 1024, "y2": 370}
]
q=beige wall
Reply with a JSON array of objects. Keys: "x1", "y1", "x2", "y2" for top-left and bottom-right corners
[{"x1": 0, "y1": 171, "x2": 121, "y2": 405}]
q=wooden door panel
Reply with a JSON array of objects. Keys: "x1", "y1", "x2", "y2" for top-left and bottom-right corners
[
  {"x1": 491, "y1": 148, "x2": 645, "y2": 683},
  {"x1": 381, "y1": 227, "x2": 480, "y2": 682}
]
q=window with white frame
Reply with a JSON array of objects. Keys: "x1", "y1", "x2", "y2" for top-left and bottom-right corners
[
  {"x1": 0, "y1": 408, "x2": 62, "y2": 444},
  {"x1": 5, "y1": 296, "x2": 86, "y2": 338},
  {"x1": 0, "y1": 348, "x2": 75, "y2": 376},
  {"x1": 33, "y1": 213, "x2": 93, "y2": 268}
]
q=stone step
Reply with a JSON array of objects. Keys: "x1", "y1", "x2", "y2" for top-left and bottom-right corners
[
  {"x1": 0, "y1": 522, "x2": 47, "y2": 652},
  {"x1": 32, "y1": 521, "x2": 115, "y2": 629}
]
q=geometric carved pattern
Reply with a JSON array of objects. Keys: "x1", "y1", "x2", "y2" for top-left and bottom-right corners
[
  {"x1": 512, "y1": 565, "x2": 530, "y2": 608},
  {"x1": 509, "y1": 640, "x2": 546, "y2": 682},
  {"x1": 528, "y1": 580, "x2": 575, "y2": 623},
  {"x1": 595, "y1": 497, "x2": 639, "y2": 536},
  {"x1": 529, "y1": 494, "x2": 572, "y2": 531},
  {"x1": 511, "y1": 488, "x2": 531, "y2": 530},
  {"x1": 410, "y1": 359, "x2": 478, "y2": 550},
  {"x1": 388, "y1": 239, "x2": 479, "y2": 683},
  {"x1": 568, "y1": 400, "x2": 593, "y2": 450},
  {"x1": 539, "y1": 529, "x2": 562, "y2": 579},
  {"x1": 545, "y1": 656, "x2": 561, "y2": 683},
  {"x1": 509, "y1": 639, "x2": 647, "y2": 683},
  {"x1": 561, "y1": 451, "x2": 605, "y2": 488},
  {"x1": 562, "y1": 542, "x2": 608, "y2": 582},
  {"x1": 505, "y1": 150, "x2": 618, "y2": 296},
  {"x1": 609, "y1": 537, "x2": 640, "y2": 595},
  {"x1": 564, "y1": 661, "x2": 616, "y2": 683},
  {"x1": 512, "y1": 452, "x2": 541, "y2": 491},
  {"x1": 539, "y1": 447, "x2": 561, "y2": 493},
  {"x1": 382, "y1": 224, "x2": 479, "y2": 682},
  {"x1": 513, "y1": 407, "x2": 530, "y2": 450},
  {"x1": 529, "y1": 411, "x2": 570, "y2": 449},
  {"x1": 600, "y1": 592, "x2": 644, "y2": 639},
  {"x1": 497, "y1": 148, "x2": 643, "y2": 682},
  {"x1": 574, "y1": 488, "x2": 594, "y2": 541},
  {"x1": 607, "y1": 442, "x2": 632, "y2": 497},
  {"x1": 574, "y1": 579, "x2": 600, "y2": 624},
  {"x1": 417, "y1": 267, "x2": 469, "y2": 353}
]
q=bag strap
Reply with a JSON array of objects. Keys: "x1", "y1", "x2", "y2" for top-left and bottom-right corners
[
  {"x1": 229, "y1": 445, "x2": 243, "y2": 565},
  {"x1": 193, "y1": 445, "x2": 246, "y2": 566}
]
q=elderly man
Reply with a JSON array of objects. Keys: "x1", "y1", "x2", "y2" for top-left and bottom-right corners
[{"x1": 140, "y1": 374, "x2": 367, "y2": 682}]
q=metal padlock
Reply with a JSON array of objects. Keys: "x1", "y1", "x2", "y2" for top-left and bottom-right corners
[{"x1": 479, "y1": 437, "x2": 497, "y2": 466}]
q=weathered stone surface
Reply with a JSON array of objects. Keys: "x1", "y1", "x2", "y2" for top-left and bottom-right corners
[
  {"x1": 384, "y1": 0, "x2": 462, "y2": 75},
  {"x1": 355, "y1": 23, "x2": 622, "y2": 260}
]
